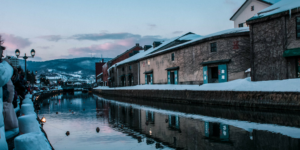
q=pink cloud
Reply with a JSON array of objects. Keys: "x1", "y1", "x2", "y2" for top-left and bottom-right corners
[{"x1": 1, "y1": 33, "x2": 31, "y2": 50}]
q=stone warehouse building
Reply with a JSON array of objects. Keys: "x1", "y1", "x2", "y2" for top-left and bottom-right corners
[
  {"x1": 139, "y1": 28, "x2": 250, "y2": 85},
  {"x1": 247, "y1": 0, "x2": 300, "y2": 81},
  {"x1": 108, "y1": 33, "x2": 201, "y2": 87}
]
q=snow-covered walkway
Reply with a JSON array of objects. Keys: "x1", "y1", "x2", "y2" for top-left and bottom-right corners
[{"x1": 94, "y1": 77, "x2": 300, "y2": 92}]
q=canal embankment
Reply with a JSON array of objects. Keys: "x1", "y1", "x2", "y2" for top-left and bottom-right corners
[
  {"x1": 93, "y1": 78, "x2": 300, "y2": 110},
  {"x1": 9, "y1": 90, "x2": 63, "y2": 150}
]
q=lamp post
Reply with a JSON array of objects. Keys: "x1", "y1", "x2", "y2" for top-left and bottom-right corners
[{"x1": 15, "y1": 49, "x2": 36, "y2": 80}]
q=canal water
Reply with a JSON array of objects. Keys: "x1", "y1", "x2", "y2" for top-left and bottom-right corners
[{"x1": 39, "y1": 92, "x2": 300, "y2": 150}]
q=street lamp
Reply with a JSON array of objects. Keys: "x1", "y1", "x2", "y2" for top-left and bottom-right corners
[
  {"x1": 40, "y1": 116, "x2": 46, "y2": 127},
  {"x1": 15, "y1": 49, "x2": 36, "y2": 80}
]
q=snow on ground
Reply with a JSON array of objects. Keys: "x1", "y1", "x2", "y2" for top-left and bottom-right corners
[
  {"x1": 249, "y1": 0, "x2": 300, "y2": 20},
  {"x1": 94, "y1": 77, "x2": 300, "y2": 92}
]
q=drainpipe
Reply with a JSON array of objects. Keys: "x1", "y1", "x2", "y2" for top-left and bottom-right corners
[{"x1": 138, "y1": 62, "x2": 140, "y2": 85}]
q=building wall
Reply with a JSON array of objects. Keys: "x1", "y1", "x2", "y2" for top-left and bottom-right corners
[
  {"x1": 111, "y1": 45, "x2": 142, "y2": 65},
  {"x1": 95, "y1": 62, "x2": 105, "y2": 82},
  {"x1": 250, "y1": 12, "x2": 300, "y2": 81},
  {"x1": 233, "y1": 0, "x2": 270, "y2": 28},
  {"x1": 102, "y1": 63, "x2": 109, "y2": 86},
  {"x1": 139, "y1": 35, "x2": 250, "y2": 85},
  {"x1": 115, "y1": 62, "x2": 139, "y2": 87}
]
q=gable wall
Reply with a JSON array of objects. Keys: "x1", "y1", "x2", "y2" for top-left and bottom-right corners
[{"x1": 234, "y1": 0, "x2": 270, "y2": 28}]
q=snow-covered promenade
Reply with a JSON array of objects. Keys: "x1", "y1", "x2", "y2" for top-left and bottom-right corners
[{"x1": 93, "y1": 78, "x2": 300, "y2": 110}]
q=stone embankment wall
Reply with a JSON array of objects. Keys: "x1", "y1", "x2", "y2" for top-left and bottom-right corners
[{"x1": 93, "y1": 89, "x2": 300, "y2": 110}]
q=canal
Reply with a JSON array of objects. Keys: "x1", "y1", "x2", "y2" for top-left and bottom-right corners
[{"x1": 38, "y1": 92, "x2": 300, "y2": 150}]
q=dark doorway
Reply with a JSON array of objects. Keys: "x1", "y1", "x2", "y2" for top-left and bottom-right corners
[
  {"x1": 121, "y1": 76, "x2": 126, "y2": 86},
  {"x1": 209, "y1": 67, "x2": 218, "y2": 83},
  {"x1": 128, "y1": 75, "x2": 132, "y2": 86},
  {"x1": 209, "y1": 123, "x2": 220, "y2": 138},
  {"x1": 147, "y1": 75, "x2": 151, "y2": 84},
  {"x1": 170, "y1": 72, "x2": 175, "y2": 84}
]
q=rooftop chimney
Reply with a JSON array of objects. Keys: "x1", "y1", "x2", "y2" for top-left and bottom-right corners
[
  {"x1": 153, "y1": 41, "x2": 162, "y2": 48},
  {"x1": 143, "y1": 45, "x2": 152, "y2": 51}
]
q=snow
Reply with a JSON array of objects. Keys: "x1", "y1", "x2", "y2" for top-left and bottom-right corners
[
  {"x1": 97, "y1": 72, "x2": 103, "y2": 77},
  {"x1": 14, "y1": 132, "x2": 52, "y2": 150},
  {"x1": 97, "y1": 96, "x2": 300, "y2": 139},
  {"x1": 107, "y1": 32, "x2": 201, "y2": 72},
  {"x1": 94, "y1": 77, "x2": 300, "y2": 92},
  {"x1": 5, "y1": 128, "x2": 19, "y2": 139},
  {"x1": 147, "y1": 27, "x2": 249, "y2": 57},
  {"x1": 20, "y1": 104, "x2": 35, "y2": 116},
  {"x1": 245, "y1": 68, "x2": 251, "y2": 73},
  {"x1": 18, "y1": 114, "x2": 40, "y2": 134},
  {"x1": 261, "y1": 0, "x2": 281, "y2": 4},
  {"x1": 0, "y1": 60, "x2": 13, "y2": 87},
  {"x1": 0, "y1": 127, "x2": 8, "y2": 150},
  {"x1": 249, "y1": 0, "x2": 300, "y2": 20}
]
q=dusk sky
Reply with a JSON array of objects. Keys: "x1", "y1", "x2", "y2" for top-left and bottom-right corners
[{"x1": 0, "y1": 0, "x2": 244, "y2": 61}]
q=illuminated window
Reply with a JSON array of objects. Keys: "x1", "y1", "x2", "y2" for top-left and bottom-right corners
[{"x1": 148, "y1": 60, "x2": 150, "y2": 65}]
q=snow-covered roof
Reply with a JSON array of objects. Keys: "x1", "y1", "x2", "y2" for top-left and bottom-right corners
[
  {"x1": 230, "y1": 0, "x2": 280, "y2": 21},
  {"x1": 248, "y1": 0, "x2": 300, "y2": 21},
  {"x1": 107, "y1": 33, "x2": 201, "y2": 72},
  {"x1": 97, "y1": 72, "x2": 103, "y2": 77},
  {"x1": 146, "y1": 27, "x2": 249, "y2": 57},
  {"x1": 260, "y1": 0, "x2": 281, "y2": 4}
]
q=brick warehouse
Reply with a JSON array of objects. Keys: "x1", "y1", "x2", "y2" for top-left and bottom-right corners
[
  {"x1": 139, "y1": 28, "x2": 250, "y2": 85},
  {"x1": 107, "y1": 43, "x2": 143, "y2": 86},
  {"x1": 247, "y1": 3, "x2": 300, "y2": 81}
]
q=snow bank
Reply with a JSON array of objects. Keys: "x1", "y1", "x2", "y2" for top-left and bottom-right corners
[
  {"x1": 18, "y1": 114, "x2": 40, "y2": 134},
  {"x1": 23, "y1": 99, "x2": 33, "y2": 105},
  {"x1": 249, "y1": 0, "x2": 300, "y2": 20},
  {"x1": 0, "y1": 60, "x2": 13, "y2": 87},
  {"x1": 5, "y1": 128, "x2": 19, "y2": 139},
  {"x1": 20, "y1": 104, "x2": 35, "y2": 116},
  {"x1": 94, "y1": 77, "x2": 300, "y2": 92},
  {"x1": 0, "y1": 126, "x2": 8, "y2": 150},
  {"x1": 14, "y1": 132, "x2": 51, "y2": 150},
  {"x1": 25, "y1": 94, "x2": 32, "y2": 99}
]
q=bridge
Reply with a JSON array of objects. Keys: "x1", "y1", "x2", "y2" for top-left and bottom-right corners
[{"x1": 61, "y1": 80, "x2": 94, "y2": 91}]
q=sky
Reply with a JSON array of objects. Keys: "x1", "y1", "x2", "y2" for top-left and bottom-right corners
[{"x1": 0, "y1": 0, "x2": 244, "y2": 61}]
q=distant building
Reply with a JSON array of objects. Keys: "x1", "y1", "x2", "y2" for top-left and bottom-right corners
[
  {"x1": 8, "y1": 56, "x2": 20, "y2": 67},
  {"x1": 230, "y1": 0, "x2": 281, "y2": 28},
  {"x1": 104, "y1": 43, "x2": 143, "y2": 87},
  {"x1": 246, "y1": 0, "x2": 300, "y2": 81},
  {"x1": 95, "y1": 59, "x2": 105, "y2": 83}
]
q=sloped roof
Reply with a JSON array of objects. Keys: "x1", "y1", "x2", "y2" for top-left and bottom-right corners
[
  {"x1": 230, "y1": 0, "x2": 280, "y2": 21},
  {"x1": 107, "y1": 32, "x2": 201, "y2": 72},
  {"x1": 247, "y1": 0, "x2": 300, "y2": 22},
  {"x1": 146, "y1": 27, "x2": 249, "y2": 58}
]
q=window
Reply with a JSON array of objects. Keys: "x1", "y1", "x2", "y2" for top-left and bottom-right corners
[
  {"x1": 239, "y1": 23, "x2": 244, "y2": 28},
  {"x1": 210, "y1": 42, "x2": 217, "y2": 52},
  {"x1": 251, "y1": 6, "x2": 254, "y2": 11},
  {"x1": 148, "y1": 60, "x2": 150, "y2": 65},
  {"x1": 171, "y1": 53, "x2": 175, "y2": 61},
  {"x1": 297, "y1": 17, "x2": 300, "y2": 38},
  {"x1": 122, "y1": 67, "x2": 124, "y2": 71}
]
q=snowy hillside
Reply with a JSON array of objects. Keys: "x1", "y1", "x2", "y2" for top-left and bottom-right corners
[{"x1": 19, "y1": 57, "x2": 111, "y2": 78}]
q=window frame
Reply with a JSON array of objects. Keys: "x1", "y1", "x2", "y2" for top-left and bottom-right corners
[
  {"x1": 210, "y1": 42, "x2": 217, "y2": 52},
  {"x1": 297, "y1": 17, "x2": 300, "y2": 39},
  {"x1": 251, "y1": 6, "x2": 254, "y2": 11},
  {"x1": 171, "y1": 53, "x2": 175, "y2": 61},
  {"x1": 239, "y1": 23, "x2": 244, "y2": 28}
]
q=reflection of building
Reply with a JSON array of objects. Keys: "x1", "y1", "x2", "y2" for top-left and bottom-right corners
[{"x1": 104, "y1": 99, "x2": 300, "y2": 150}]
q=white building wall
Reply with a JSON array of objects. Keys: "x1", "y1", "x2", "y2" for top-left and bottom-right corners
[{"x1": 233, "y1": 0, "x2": 270, "y2": 28}]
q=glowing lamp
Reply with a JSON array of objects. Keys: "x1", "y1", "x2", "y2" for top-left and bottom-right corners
[
  {"x1": 31, "y1": 49, "x2": 35, "y2": 57},
  {"x1": 41, "y1": 117, "x2": 46, "y2": 123},
  {"x1": 15, "y1": 49, "x2": 20, "y2": 58}
]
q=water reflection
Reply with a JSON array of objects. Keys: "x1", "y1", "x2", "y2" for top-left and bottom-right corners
[{"x1": 39, "y1": 92, "x2": 300, "y2": 150}]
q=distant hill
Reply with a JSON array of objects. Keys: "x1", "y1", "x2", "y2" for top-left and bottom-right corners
[{"x1": 19, "y1": 57, "x2": 111, "y2": 78}]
